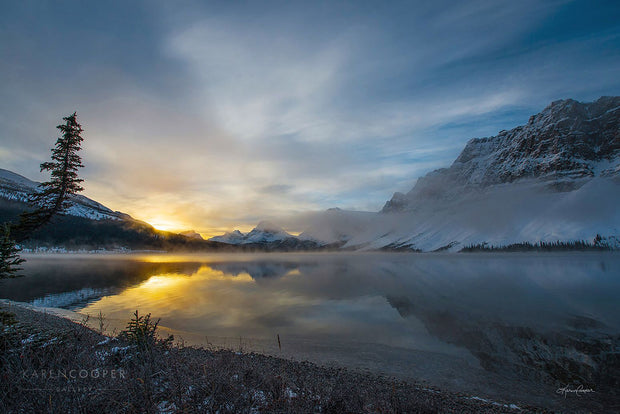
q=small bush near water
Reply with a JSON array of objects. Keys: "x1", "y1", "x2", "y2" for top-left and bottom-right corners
[{"x1": 118, "y1": 310, "x2": 174, "y2": 355}]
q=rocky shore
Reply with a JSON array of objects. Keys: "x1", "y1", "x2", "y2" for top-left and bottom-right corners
[{"x1": 0, "y1": 301, "x2": 540, "y2": 413}]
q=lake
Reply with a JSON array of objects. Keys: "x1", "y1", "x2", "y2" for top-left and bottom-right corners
[{"x1": 1, "y1": 252, "x2": 619, "y2": 410}]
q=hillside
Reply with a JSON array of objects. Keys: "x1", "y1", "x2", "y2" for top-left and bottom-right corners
[{"x1": 0, "y1": 169, "x2": 227, "y2": 251}]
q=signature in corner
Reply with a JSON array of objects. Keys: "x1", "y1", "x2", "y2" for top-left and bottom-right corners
[{"x1": 556, "y1": 384, "x2": 595, "y2": 398}]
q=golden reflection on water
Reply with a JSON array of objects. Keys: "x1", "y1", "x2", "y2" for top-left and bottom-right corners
[
  {"x1": 133, "y1": 254, "x2": 216, "y2": 263},
  {"x1": 79, "y1": 262, "x2": 314, "y2": 337}
]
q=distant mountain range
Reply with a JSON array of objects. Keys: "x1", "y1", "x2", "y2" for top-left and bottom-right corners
[
  {"x1": 210, "y1": 221, "x2": 324, "y2": 250},
  {"x1": 3, "y1": 96, "x2": 618, "y2": 252}
]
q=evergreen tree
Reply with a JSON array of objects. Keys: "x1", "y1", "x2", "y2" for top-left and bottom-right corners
[
  {"x1": 0, "y1": 224, "x2": 25, "y2": 278},
  {"x1": 14, "y1": 112, "x2": 84, "y2": 241},
  {"x1": 1, "y1": 112, "x2": 84, "y2": 279}
]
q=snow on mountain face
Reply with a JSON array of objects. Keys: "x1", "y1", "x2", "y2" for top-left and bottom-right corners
[
  {"x1": 342, "y1": 177, "x2": 620, "y2": 251},
  {"x1": 243, "y1": 221, "x2": 291, "y2": 243},
  {"x1": 209, "y1": 230, "x2": 246, "y2": 244},
  {"x1": 0, "y1": 168, "x2": 127, "y2": 221},
  {"x1": 383, "y1": 96, "x2": 620, "y2": 212},
  {"x1": 302, "y1": 97, "x2": 620, "y2": 251},
  {"x1": 0, "y1": 168, "x2": 39, "y2": 202},
  {"x1": 209, "y1": 221, "x2": 296, "y2": 245}
]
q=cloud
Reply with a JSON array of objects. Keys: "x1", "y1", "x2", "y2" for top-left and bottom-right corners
[
  {"x1": 1, "y1": 0, "x2": 619, "y2": 234},
  {"x1": 259, "y1": 185, "x2": 293, "y2": 195},
  {"x1": 164, "y1": 19, "x2": 350, "y2": 142}
]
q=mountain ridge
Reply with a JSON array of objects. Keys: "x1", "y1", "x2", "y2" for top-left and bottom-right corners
[
  {"x1": 0, "y1": 168, "x2": 130, "y2": 221},
  {"x1": 383, "y1": 96, "x2": 620, "y2": 213},
  {"x1": 208, "y1": 221, "x2": 324, "y2": 250}
]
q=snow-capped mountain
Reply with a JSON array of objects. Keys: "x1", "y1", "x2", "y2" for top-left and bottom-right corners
[
  {"x1": 208, "y1": 221, "x2": 325, "y2": 250},
  {"x1": 209, "y1": 230, "x2": 246, "y2": 244},
  {"x1": 0, "y1": 168, "x2": 128, "y2": 221},
  {"x1": 303, "y1": 96, "x2": 620, "y2": 251},
  {"x1": 383, "y1": 96, "x2": 620, "y2": 212},
  {"x1": 209, "y1": 221, "x2": 295, "y2": 245},
  {"x1": 243, "y1": 221, "x2": 293, "y2": 244}
]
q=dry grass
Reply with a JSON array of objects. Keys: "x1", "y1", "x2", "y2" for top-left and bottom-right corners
[{"x1": 0, "y1": 303, "x2": 534, "y2": 413}]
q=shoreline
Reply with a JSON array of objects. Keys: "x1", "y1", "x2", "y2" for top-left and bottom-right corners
[
  {"x1": 0, "y1": 300, "x2": 535, "y2": 413},
  {"x1": 16, "y1": 244, "x2": 620, "y2": 256}
]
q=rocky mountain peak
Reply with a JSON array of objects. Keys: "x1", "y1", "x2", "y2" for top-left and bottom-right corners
[{"x1": 383, "y1": 96, "x2": 620, "y2": 213}]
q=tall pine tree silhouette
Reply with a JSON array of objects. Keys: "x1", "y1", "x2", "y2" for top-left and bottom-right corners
[
  {"x1": 14, "y1": 112, "x2": 84, "y2": 241},
  {"x1": 1, "y1": 112, "x2": 84, "y2": 278},
  {"x1": 38, "y1": 112, "x2": 84, "y2": 210}
]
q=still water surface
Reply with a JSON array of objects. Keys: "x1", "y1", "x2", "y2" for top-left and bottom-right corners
[{"x1": 1, "y1": 252, "x2": 619, "y2": 409}]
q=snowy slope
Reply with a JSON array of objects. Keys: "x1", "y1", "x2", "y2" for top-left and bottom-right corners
[
  {"x1": 306, "y1": 97, "x2": 620, "y2": 251},
  {"x1": 243, "y1": 221, "x2": 293, "y2": 244},
  {"x1": 209, "y1": 221, "x2": 297, "y2": 245},
  {"x1": 384, "y1": 96, "x2": 620, "y2": 212},
  {"x1": 0, "y1": 169, "x2": 38, "y2": 203},
  {"x1": 0, "y1": 168, "x2": 127, "y2": 221},
  {"x1": 209, "y1": 230, "x2": 246, "y2": 244},
  {"x1": 340, "y1": 177, "x2": 620, "y2": 251}
]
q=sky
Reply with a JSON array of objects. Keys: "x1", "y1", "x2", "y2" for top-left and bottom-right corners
[{"x1": 1, "y1": 0, "x2": 619, "y2": 237}]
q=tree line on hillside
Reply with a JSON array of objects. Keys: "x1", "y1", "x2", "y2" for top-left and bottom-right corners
[
  {"x1": 461, "y1": 238, "x2": 612, "y2": 252},
  {"x1": 0, "y1": 113, "x2": 85, "y2": 278}
]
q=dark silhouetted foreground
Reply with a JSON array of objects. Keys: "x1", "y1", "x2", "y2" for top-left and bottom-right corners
[{"x1": 0, "y1": 303, "x2": 534, "y2": 413}]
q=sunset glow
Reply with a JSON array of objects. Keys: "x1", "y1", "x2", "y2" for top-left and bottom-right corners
[
  {"x1": 1, "y1": 1, "x2": 619, "y2": 236},
  {"x1": 146, "y1": 218, "x2": 185, "y2": 233}
]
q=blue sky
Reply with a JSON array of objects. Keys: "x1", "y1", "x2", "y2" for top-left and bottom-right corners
[{"x1": 1, "y1": 0, "x2": 619, "y2": 235}]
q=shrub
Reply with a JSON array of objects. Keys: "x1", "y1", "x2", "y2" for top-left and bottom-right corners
[{"x1": 118, "y1": 310, "x2": 173, "y2": 354}]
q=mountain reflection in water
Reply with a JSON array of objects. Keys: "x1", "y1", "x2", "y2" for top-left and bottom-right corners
[{"x1": 2, "y1": 252, "x2": 618, "y2": 410}]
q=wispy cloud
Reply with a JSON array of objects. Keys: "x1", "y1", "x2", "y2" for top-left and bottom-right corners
[{"x1": 1, "y1": 0, "x2": 619, "y2": 234}]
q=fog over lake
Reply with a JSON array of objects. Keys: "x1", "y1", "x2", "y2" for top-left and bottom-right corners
[{"x1": 2, "y1": 252, "x2": 618, "y2": 409}]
